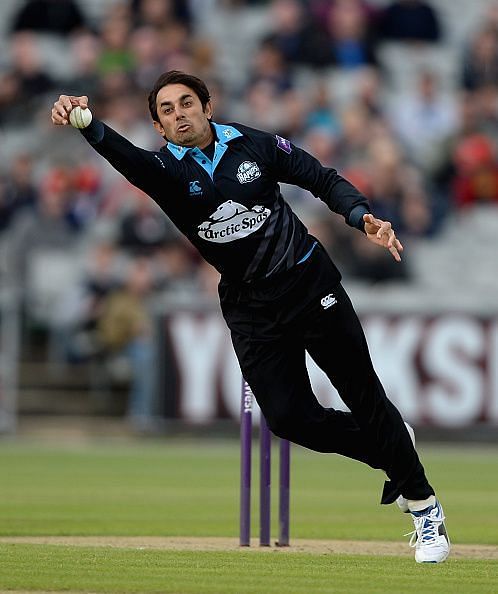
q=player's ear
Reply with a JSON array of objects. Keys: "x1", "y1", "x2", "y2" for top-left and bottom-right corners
[
  {"x1": 153, "y1": 120, "x2": 165, "y2": 137},
  {"x1": 205, "y1": 100, "x2": 213, "y2": 120}
]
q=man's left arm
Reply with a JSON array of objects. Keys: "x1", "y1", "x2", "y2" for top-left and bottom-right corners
[{"x1": 269, "y1": 134, "x2": 403, "y2": 261}]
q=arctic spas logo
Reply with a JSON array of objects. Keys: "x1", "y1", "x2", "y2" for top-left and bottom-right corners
[
  {"x1": 197, "y1": 200, "x2": 270, "y2": 243},
  {"x1": 237, "y1": 161, "x2": 261, "y2": 184}
]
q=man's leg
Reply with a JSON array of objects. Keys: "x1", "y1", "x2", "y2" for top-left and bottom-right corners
[
  {"x1": 225, "y1": 298, "x2": 418, "y2": 484},
  {"x1": 232, "y1": 329, "x2": 371, "y2": 462},
  {"x1": 302, "y1": 282, "x2": 434, "y2": 504},
  {"x1": 220, "y1": 251, "x2": 448, "y2": 561}
]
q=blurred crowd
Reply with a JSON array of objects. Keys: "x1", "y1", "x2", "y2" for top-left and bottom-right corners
[{"x1": 2, "y1": 0, "x2": 498, "y2": 425}]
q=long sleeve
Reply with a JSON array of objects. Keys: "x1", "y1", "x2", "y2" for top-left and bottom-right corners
[
  {"x1": 80, "y1": 119, "x2": 170, "y2": 197},
  {"x1": 270, "y1": 135, "x2": 371, "y2": 232}
]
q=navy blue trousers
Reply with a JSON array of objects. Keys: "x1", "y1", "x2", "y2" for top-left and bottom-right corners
[{"x1": 219, "y1": 243, "x2": 434, "y2": 504}]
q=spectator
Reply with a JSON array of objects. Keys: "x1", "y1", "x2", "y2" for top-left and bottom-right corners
[
  {"x1": 6, "y1": 166, "x2": 82, "y2": 285},
  {"x1": 263, "y1": 0, "x2": 325, "y2": 67},
  {"x1": 83, "y1": 243, "x2": 122, "y2": 307},
  {"x1": 131, "y1": 0, "x2": 191, "y2": 70},
  {"x1": 235, "y1": 79, "x2": 286, "y2": 131},
  {"x1": 335, "y1": 103, "x2": 372, "y2": 170},
  {"x1": 391, "y1": 70, "x2": 458, "y2": 167},
  {"x1": 0, "y1": 71, "x2": 25, "y2": 125},
  {"x1": 102, "y1": 92, "x2": 157, "y2": 149},
  {"x1": 0, "y1": 178, "x2": 11, "y2": 234},
  {"x1": 131, "y1": 0, "x2": 192, "y2": 30},
  {"x1": 302, "y1": 126, "x2": 338, "y2": 168},
  {"x1": 54, "y1": 241, "x2": 122, "y2": 363},
  {"x1": 365, "y1": 137, "x2": 432, "y2": 237},
  {"x1": 277, "y1": 89, "x2": 308, "y2": 140},
  {"x1": 364, "y1": 140, "x2": 399, "y2": 221},
  {"x1": 1, "y1": 33, "x2": 56, "y2": 125},
  {"x1": 117, "y1": 191, "x2": 178, "y2": 255},
  {"x1": 452, "y1": 134, "x2": 498, "y2": 208},
  {"x1": 305, "y1": 81, "x2": 341, "y2": 136},
  {"x1": 129, "y1": 26, "x2": 164, "y2": 91},
  {"x1": 323, "y1": 0, "x2": 378, "y2": 69},
  {"x1": 94, "y1": 71, "x2": 135, "y2": 110},
  {"x1": 249, "y1": 40, "x2": 293, "y2": 94},
  {"x1": 428, "y1": 93, "x2": 482, "y2": 207},
  {"x1": 344, "y1": 137, "x2": 432, "y2": 282},
  {"x1": 160, "y1": 21, "x2": 191, "y2": 72},
  {"x1": 204, "y1": 78, "x2": 229, "y2": 123},
  {"x1": 356, "y1": 67, "x2": 385, "y2": 117},
  {"x1": 0, "y1": 154, "x2": 38, "y2": 233},
  {"x1": 461, "y1": 26, "x2": 498, "y2": 91},
  {"x1": 97, "y1": 257, "x2": 158, "y2": 431},
  {"x1": 64, "y1": 32, "x2": 102, "y2": 98},
  {"x1": 380, "y1": 0, "x2": 441, "y2": 43},
  {"x1": 70, "y1": 161, "x2": 104, "y2": 229},
  {"x1": 399, "y1": 167, "x2": 435, "y2": 236},
  {"x1": 98, "y1": 11, "x2": 134, "y2": 74},
  {"x1": 483, "y1": 2, "x2": 498, "y2": 38},
  {"x1": 474, "y1": 85, "x2": 498, "y2": 141},
  {"x1": 190, "y1": 37, "x2": 218, "y2": 81},
  {"x1": 152, "y1": 239, "x2": 198, "y2": 294},
  {"x1": 310, "y1": 0, "x2": 379, "y2": 25},
  {"x1": 10, "y1": 0, "x2": 88, "y2": 36}
]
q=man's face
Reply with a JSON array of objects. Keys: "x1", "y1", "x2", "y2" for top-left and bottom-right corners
[{"x1": 153, "y1": 83, "x2": 213, "y2": 148}]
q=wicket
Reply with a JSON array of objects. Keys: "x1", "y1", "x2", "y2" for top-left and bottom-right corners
[{"x1": 240, "y1": 378, "x2": 290, "y2": 546}]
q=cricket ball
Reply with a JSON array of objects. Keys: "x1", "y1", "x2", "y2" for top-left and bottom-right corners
[{"x1": 69, "y1": 106, "x2": 92, "y2": 129}]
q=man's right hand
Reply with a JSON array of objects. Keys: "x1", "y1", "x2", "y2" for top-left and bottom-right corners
[{"x1": 51, "y1": 95, "x2": 89, "y2": 125}]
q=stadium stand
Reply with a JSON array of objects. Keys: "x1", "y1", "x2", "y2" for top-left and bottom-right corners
[{"x1": 1, "y1": 0, "x2": 497, "y2": 429}]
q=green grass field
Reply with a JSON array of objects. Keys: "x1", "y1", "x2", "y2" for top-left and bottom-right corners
[{"x1": 0, "y1": 438, "x2": 497, "y2": 593}]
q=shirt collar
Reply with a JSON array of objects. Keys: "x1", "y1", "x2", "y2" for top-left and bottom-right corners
[{"x1": 163, "y1": 122, "x2": 242, "y2": 160}]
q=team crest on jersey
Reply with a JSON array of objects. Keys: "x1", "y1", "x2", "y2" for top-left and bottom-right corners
[
  {"x1": 198, "y1": 200, "x2": 270, "y2": 243},
  {"x1": 236, "y1": 161, "x2": 261, "y2": 184}
]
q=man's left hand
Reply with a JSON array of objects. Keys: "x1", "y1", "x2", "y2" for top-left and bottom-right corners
[{"x1": 363, "y1": 213, "x2": 404, "y2": 262}]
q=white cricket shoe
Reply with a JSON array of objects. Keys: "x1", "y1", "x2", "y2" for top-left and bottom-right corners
[
  {"x1": 396, "y1": 422, "x2": 415, "y2": 513},
  {"x1": 407, "y1": 500, "x2": 450, "y2": 563}
]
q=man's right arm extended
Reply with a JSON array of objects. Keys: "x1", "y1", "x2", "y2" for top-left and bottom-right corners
[{"x1": 51, "y1": 94, "x2": 167, "y2": 197}]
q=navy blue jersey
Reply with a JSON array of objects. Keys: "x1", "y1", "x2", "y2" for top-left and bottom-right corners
[{"x1": 81, "y1": 120, "x2": 370, "y2": 283}]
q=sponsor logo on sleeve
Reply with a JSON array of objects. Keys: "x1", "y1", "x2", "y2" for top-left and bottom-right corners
[
  {"x1": 197, "y1": 200, "x2": 270, "y2": 243},
  {"x1": 276, "y1": 135, "x2": 292, "y2": 154}
]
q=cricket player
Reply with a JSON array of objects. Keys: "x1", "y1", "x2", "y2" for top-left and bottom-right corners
[{"x1": 51, "y1": 70, "x2": 450, "y2": 563}]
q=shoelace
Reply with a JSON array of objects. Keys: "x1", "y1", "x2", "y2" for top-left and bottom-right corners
[{"x1": 405, "y1": 508, "x2": 445, "y2": 548}]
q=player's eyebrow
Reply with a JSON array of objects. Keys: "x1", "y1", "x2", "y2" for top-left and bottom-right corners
[{"x1": 160, "y1": 94, "x2": 194, "y2": 107}]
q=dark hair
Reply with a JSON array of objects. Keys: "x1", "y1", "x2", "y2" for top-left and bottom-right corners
[{"x1": 148, "y1": 71, "x2": 211, "y2": 122}]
